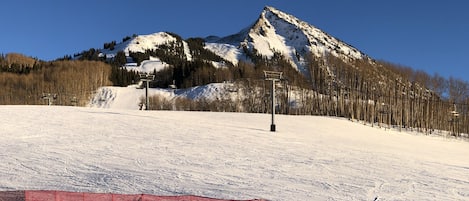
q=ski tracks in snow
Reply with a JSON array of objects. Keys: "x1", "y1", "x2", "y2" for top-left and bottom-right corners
[{"x1": 1, "y1": 106, "x2": 468, "y2": 201}]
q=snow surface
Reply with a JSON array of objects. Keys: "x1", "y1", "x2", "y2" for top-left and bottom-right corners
[
  {"x1": 89, "y1": 84, "x2": 239, "y2": 110},
  {"x1": 204, "y1": 43, "x2": 243, "y2": 66},
  {"x1": 1, "y1": 105, "x2": 468, "y2": 201},
  {"x1": 89, "y1": 85, "x2": 175, "y2": 110}
]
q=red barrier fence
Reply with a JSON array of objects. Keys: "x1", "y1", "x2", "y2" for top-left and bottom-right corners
[{"x1": 0, "y1": 191, "x2": 267, "y2": 201}]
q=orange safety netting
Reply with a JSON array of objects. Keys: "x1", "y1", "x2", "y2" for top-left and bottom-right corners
[{"x1": 0, "y1": 191, "x2": 267, "y2": 201}]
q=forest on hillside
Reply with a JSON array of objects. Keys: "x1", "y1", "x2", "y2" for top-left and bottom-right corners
[
  {"x1": 143, "y1": 53, "x2": 469, "y2": 137},
  {"x1": 0, "y1": 53, "x2": 111, "y2": 106}
]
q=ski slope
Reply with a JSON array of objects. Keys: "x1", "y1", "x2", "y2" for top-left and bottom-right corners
[
  {"x1": 89, "y1": 84, "x2": 239, "y2": 110},
  {"x1": 1, "y1": 105, "x2": 468, "y2": 201}
]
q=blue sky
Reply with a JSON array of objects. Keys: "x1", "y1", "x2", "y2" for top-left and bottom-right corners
[{"x1": 1, "y1": 0, "x2": 468, "y2": 81}]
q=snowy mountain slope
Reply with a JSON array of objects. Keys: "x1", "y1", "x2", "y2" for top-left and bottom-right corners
[
  {"x1": 204, "y1": 43, "x2": 243, "y2": 66},
  {"x1": 98, "y1": 32, "x2": 191, "y2": 73},
  {"x1": 1, "y1": 105, "x2": 468, "y2": 201},
  {"x1": 262, "y1": 6, "x2": 365, "y2": 60},
  {"x1": 207, "y1": 6, "x2": 368, "y2": 75},
  {"x1": 100, "y1": 32, "x2": 176, "y2": 57},
  {"x1": 89, "y1": 83, "x2": 239, "y2": 110},
  {"x1": 174, "y1": 83, "x2": 240, "y2": 102}
]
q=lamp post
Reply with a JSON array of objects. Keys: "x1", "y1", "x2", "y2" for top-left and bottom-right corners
[
  {"x1": 139, "y1": 73, "x2": 155, "y2": 110},
  {"x1": 264, "y1": 70, "x2": 283, "y2": 132}
]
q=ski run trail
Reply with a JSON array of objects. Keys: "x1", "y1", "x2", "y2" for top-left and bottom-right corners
[{"x1": 1, "y1": 105, "x2": 468, "y2": 201}]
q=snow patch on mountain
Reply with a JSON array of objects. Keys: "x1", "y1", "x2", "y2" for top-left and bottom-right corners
[
  {"x1": 175, "y1": 83, "x2": 240, "y2": 102},
  {"x1": 182, "y1": 40, "x2": 193, "y2": 61},
  {"x1": 101, "y1": 32, "x2": 177, "y2": 57},
  {"x1": 204, "y1": 43, "x2": 244, "y2": 66}
]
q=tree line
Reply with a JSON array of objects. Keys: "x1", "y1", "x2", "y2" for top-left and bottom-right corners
[{"x1": 0, "y1": 54, "x2": 111, "y2": 106}]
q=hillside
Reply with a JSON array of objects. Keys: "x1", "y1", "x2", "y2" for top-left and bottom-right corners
[
  {"x1": 1, "y1": 105, "x2": 468, "y2": 200},
  {"x1": 0, "y1": 56, "x2": 111, "y2": 106}
]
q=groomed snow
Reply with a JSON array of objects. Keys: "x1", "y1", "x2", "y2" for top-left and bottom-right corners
[{"x1": 1, "y1": 105, "x2": 468, "y2": 201}]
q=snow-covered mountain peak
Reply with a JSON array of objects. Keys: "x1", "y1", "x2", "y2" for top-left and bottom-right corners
[
  {"x1": 202, "y1": 6, "x2": 370, "y2": 76},
  {"x1": 262, "y1": 6, "x2": 300, "y2": 24},
  {"x1": 257, "y1": 6, "x2": 366, "y2": 60}
]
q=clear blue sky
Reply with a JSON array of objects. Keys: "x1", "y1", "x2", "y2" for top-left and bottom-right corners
[{"x1": 1, "y1": 0, "x2": 468, "y2": 81}]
